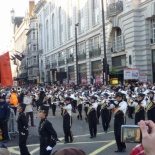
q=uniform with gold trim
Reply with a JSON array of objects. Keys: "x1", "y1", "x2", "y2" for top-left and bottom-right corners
[
  {"x1": 88, "y1": 96, "x2": 98, "y2": 138},
  {"x1": 62, "y1": 97, "x2": 73, "y2": 144},
  {"x1": 108, "y1": 92, "x2": 127, "y2": 153},
  {"x1": 146, "y1": 91, "x2": 155, "y2": 123},
  {"x1": 134, "y1": 93, "x2": 146, "y2": 125}
]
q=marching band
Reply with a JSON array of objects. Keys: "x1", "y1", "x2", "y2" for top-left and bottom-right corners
[{"x1": 1, "y1": 82, "x2": 155, "y2": 153}]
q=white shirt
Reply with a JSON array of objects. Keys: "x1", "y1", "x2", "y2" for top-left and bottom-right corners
[
  {"x1": 23, "y1": 95, "x2": 33, "y2": 112},
  {"x1": 64, "y1": 104, "x2": 72, "y2": 116},
  {"x1": 92, "y1": 102, "x2": 98, "y2": 110}
]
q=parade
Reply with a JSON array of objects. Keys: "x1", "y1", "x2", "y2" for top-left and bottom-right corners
[{"x1": 0, "y1": 82, "x2": 155, "y2": 154}]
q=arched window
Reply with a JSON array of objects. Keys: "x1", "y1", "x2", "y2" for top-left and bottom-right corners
[
  {"x1": 46, "y1": 20, "x2": 49, "y2": 51},
  {"x1": 52, "y1": 14, "x2": 55, "y2": 48}
]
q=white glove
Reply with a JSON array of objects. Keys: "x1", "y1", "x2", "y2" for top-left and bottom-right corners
[
  {"x1": 21, "y1": 132, "x2": 25, "y2": 135},
  {"x1": 46, "y1": 146, "x2": 52, "y2": 151}
]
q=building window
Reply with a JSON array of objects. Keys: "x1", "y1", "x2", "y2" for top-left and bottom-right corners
[
  {"x1": 92, "y1": 0, "x2": 99, "y2": 26},
  {"x1": 112, "y1": 55, "x2": 126, "y2": 67},
  {"x1": 151, "y1": 19, "x2": 155, "y2": 44},
  {"x1": 78, "y1": 0, "x2": 84, "y2": 33},
  {"x1": 34, "y1": 56, "x2": 37, "y2": 64},
  {"x1": 33, "y1": 30, "x2": 35, "y2": 39},
  {"x1": 59, "y1": 7, "x2": 63, "y2": 44},
  {"x1": 111, "y1": 28, "x2": 125, "y2": 52},
  {"x1": 33, "y1": 45, "x2": 37, "y2": 51},
  {"x1": 90, "y1": 36, "x2": 100, "y2": 50},
  {"x1": 52, "y1": 14, "x2": 55, "y2": 48},
  {"x1": 66, "y1": 47, "x2": 74, "y2": 58},
  {"x1": 78, "y1": 42, "x2": 86, "y2": 54},
  {"x1": 46, "y1": 20, "x2": 49, "y2": 51}
]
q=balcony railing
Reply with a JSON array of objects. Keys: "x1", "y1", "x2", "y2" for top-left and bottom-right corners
[
  {"x1": 77, "y1": 53, "x2": 86, "y2": 61},
  {"x1": 107, "y1": 1, "x2": 123, "y2": 18},
  {"x1": 89, "y1": 48, "x2": 101, "y2": 58},
  {"x1": 58, "y1": 59, "x2": 65, "y2": 66},
  {"x1": 66, "y1": 57, "x2": 74, "y2": 64},
  {"x1": 46, "y1": 64, "x2": 50, "y2": 69}
]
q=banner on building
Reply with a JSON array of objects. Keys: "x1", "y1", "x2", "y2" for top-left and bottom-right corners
[
  {"x1": 139, "y1": 73, "x2": 147, "y2": 82},
  {"x1": 81, "y1": 77, "x2": 87, "y2": 84},
  {"x1": 124, "y1": 68, "x2": 140, "y2": 80},
  {"x1": 69, "y1": 78, "x2": 75, "y2": 85},
  {"x1": 0, "y1": 52, "x2": 13, "y2": 86}
]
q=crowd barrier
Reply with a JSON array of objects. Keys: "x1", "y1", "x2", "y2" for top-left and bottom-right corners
[{"x1": 8, "y1": 108, "x2": 17, "y2": 139}]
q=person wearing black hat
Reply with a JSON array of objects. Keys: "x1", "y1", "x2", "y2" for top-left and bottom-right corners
[
  {"x1": 88, "y1": 96, "x2": 98, "y2": 138},
  {"x1": 17, "y1": 103, "x2": 31, "y2": 155},
  {"x1": 100, "y1": 93, "x2": 110, "y2": 133},
  {"x1": 134, "y1": 93, "x2": 146, "y2": 125},
  {"x1": 0, "y1": 94, "x2": 10, "y2": 143},
  {"x1": 38, "y1": 105, "x2": 57, "y2": 155},
  {"x1": 146, "y1": 91, "x2": 155, "y2": 123},
  {"x1": 62, "y1": 97, "x2": 73, "y2": 144},
  {"x1": 108, "y1": 92, "x2": 127, "y2": 152}
]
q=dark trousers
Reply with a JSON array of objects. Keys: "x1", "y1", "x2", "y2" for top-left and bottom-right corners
[
  {"x1": 0, "y1": 120, "x2": 9, "y2": 140},
  {"x1": 128, "y1": 106, "x2": 134, "y2": 118},
  {"x1": 26, "y1": 112, "x2": 34, "y2": 126},
  {"x1": 101, "y1": 109, "x2": 110, "y2": 132},
  {"x1": 19, "y1": 131, "x2": 31, "y2": 155},
  {"x1": 51, "y1": 104, "x2": 56, "y2": 116},
  {"x1": 77, "y1": 104, "x2": 82, "y2": 120},
  {"x1": 114, "y1": 113, "x2": 126, "y2": 150},
  {"x1": 89, "y1": 121, "x2": 97, "y2": 137},
  {"x1": 64, "y1": 128, "x2": 73, "y2": 143},
  {"x1": 84, "y1": 107, "x2": 88, "y2": 121}
]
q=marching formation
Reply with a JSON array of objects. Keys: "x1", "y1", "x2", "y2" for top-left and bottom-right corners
[{"x1": 0, "y1": 81, "x2": 155, "y2": 154}]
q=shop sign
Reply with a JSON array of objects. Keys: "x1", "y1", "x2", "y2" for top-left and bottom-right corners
[
  {"x1": 82, "y1": 77, "x2": 87, "y2": 84},
  {"x1": 95, "y1": 76, "x2": 102, "y2": 84},
  {"x1": 139, "y1": 73, "x2": 147, "y2": 82},
  {"x1": 124, "y1": 68, "x2": 140, "y2": 80}
]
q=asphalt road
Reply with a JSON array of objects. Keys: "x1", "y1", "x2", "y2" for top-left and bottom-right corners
[{"x1": 3, "y1": 107, "x2": 138, "y2": 155}]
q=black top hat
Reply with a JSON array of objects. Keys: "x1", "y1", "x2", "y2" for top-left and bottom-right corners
[
  {"x1": 18, "y1": 103, "x2": 26, "y2": 111},
  {"x1": 115, "y1": 92, "x2": 123, "y2": 97},
  {"x1": 40, "y1": 105, "x2": 50, "y2": 114}
]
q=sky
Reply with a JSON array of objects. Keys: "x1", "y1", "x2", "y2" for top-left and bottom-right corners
[{"x1": 0, "y1": 0, "x2": 39, "y2": 54}]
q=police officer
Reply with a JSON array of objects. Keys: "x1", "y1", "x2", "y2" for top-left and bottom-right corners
[
  {"x1": 62, "y1": 97, "x2": 73, "y2": 144},
  {"x1": 108, "y1": 92, "x2": 127, "y2": 152},
  {"x1": 0, "y1": 94, "x2": 10, "y2": 143},
  {"x1": 38, "y1": 105, "x2": 57, "y2": 155},
  {"x1": 88, "y1": 96, "x2": 98, "y2": 138},
  {"x1": 135, "y1": 93, "x2": 146, "y2": 125},
  {"x1": 146, "y1": 91, "x2": 155, "y2": 123},
  {"x1": 17, "y1": 103, "x2": 31, "y2": 155}
]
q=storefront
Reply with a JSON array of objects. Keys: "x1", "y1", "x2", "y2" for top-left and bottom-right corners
[
  {"x1": 68, "y1": 66, "x2": 75, "y2": 84},
  {"x1": 91, "y1": 60, "x2": 103, "y2": 84},
  {"x1": 78, "y1": 63, "x2": 87, "y2": 84}
]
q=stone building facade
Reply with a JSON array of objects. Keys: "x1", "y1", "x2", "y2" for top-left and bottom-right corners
[{"x1": 33, "y1": 0, "x2": 155, "y2": 84}]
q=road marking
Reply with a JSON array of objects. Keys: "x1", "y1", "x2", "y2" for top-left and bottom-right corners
[
  {"x1": 8, "y1": 131, "x2": 114, "y2": 155},
  {"x1": 89, "y1": 140, "x2": 116, "y2": 155}
]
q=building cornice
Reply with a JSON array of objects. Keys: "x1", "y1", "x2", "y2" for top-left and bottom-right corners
[{"x1": 34, "y1": 0, "x2": 47, "y2": 14}]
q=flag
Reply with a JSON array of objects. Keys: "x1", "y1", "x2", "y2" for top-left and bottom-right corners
[{"x1": 0, "y1": 52, "x2": 13, "y2": 86}]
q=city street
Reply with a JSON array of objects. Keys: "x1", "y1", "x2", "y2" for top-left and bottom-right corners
[{"x1": 5, "y1": 108, "x2": 137, "y2": 155}]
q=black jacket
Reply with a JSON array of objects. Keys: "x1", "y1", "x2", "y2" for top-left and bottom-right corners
[
  {"x1": 17, "y1": 112, "x2": 28, "y2": 133},
  {"x1": 0, "y1": 101, "x2": 10, "y2": 121}
]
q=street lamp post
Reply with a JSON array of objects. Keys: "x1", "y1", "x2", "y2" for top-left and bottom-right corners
[
  {"x1": 101, "y1": 0, "x2": 108, "y2": 85},
  {"x1": 75, "y1": 23, "x2": 79, "y2": 85}
]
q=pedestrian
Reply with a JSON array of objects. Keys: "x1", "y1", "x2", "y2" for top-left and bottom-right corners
[
  {"x1": 0, "y1": 94, "x2": 10, "y2": 143},
  {"x1": 23, "y1": 91, "x2": 35, "y2": 127},
  {"x1": 51, "y1": 93, "x2": 59, "y2": 116},
  {"x1": 38, "y1": 105, "x2": 57, "y2": 155},
  {"x1": 77, "y1": 94, "x2": 82, "y2": 120},
  {"x1": 17, "y1": 103, "x2": 31, "y2": 155},
  {"x1": 88, "y1": 96, "x2": 98, "y2": 138},
  {"x1": 62, "y1": 97, "x2": 73, "y2": 144},
  {"x1": 10, "y1": 90, "x2": 18, "y2": 115}
]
